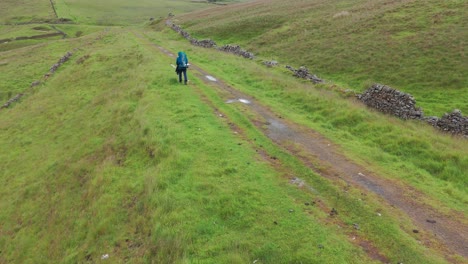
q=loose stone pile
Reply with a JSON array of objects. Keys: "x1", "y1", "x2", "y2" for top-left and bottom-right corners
[
  {"x1": 358, "y1": 84, "x2": 467, "y2": 136},
  {"x1": 357, "y1": 84, "x2": 423, "y2": 120},
  {"x1": 285, "y1": 65, "x2": 324, "y2": 84}
]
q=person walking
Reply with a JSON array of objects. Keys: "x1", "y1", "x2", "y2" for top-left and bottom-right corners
[{"x1": 175, "y1": 51, "x2": 189, "y2": 84}]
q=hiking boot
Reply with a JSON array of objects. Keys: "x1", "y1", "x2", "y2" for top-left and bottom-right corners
[{"x1": 184, "y1": 80, "x2": 188, "y2": 85}]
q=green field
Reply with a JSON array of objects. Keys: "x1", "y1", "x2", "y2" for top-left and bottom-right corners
[{"x1": 0, "y1": 0, "x2": 467, "y2": 263}]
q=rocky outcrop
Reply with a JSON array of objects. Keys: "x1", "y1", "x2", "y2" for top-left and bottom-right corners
[
  {"x1": 357, "y1": 84, "x2": 423, "y2": 120},
  {"x1": 285, "y1": 65, "x2": 324, "y2": 84}
]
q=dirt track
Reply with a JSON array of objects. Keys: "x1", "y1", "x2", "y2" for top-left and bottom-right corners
[{"x1": 134, "y1": 31, "x2": 467, "y2": 262}]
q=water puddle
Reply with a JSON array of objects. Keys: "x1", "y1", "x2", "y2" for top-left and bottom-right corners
[
  {"x1": 290, "y1": 177, "x2": 319, "y2": 194},
  {"x1": 206, "y1": 75, "x2": 217, "y2": 82},
  {"x1": 225, "y1": 98, "x2": 251, "y2": 104}
]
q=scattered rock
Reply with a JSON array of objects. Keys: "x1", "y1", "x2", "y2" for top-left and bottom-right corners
[
  {"x1": 330, "y1": 208, "x2": 338, "y2": 216},
  {"x1": 426, "y1": 219, "x2": 437, "y2": 224},
  {"x1": 353, "y1": 223, "x2": 360, "y2": 230},
  {"x1": 264, "y1": 60, "x2": 278, "y2": 67},
  {"x1": 318, "y1": 244, "x2": 324, "y2": 249},
  {"x1": 412, "y1": 229, "x2": 419, "y2": 233},
  {"x1": 285, "y1": 65, "x2": 324, "y2": 84},
  {"x1": 31, "y1": 81, "x2": 41, "y2": 87},
  {"x1": 289, "y1": 209, "x2": 294, "y2": 213}
]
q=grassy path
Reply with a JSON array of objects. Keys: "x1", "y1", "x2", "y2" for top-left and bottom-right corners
[{"x1": 133, "y1": 29, "x2": 466, "y2": 262}]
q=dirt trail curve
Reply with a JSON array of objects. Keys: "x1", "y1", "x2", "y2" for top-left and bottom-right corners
[{"x1": 133, "y1": 31, "x2": 467, "y2": 261}]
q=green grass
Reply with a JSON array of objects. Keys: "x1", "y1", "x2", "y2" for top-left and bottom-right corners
[
  {"x1": 178, "y1": 0, "x2": 468, "y2": 116},
  {"x1": 0, "y1": 24, "x2": 55, "y2": 39},
  {"x1": 1, "y1": 0, "x2": 467, "y2": 263},
  {"x1": 0, "y1": 29, "x2": 375, "y2": 264},
  {"x1": 0, "y1": 27, "x2": 454, "y2": 263},
  {"x1": 54, "y1": 0, "x2": 225, "y2": 25},
  {"x1": 0, "y1": 30, "x2": 100, "y2": 101},
  {"x1": 0, "y1": 0, "x2": 54, "y2": 24}
]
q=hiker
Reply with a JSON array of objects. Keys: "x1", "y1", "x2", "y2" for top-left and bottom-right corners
[{"x1": 175, "y1": 51, "x2": 189, "y2": 84}]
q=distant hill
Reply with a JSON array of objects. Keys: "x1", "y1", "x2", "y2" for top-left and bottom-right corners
[{"x1": 176, "y1": 0, "x2": 468, "y2": 116}]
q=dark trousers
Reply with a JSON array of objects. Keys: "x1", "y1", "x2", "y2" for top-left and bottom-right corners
[{"x1": 178, "y1": 68, "x2": 187, "y2": 83}]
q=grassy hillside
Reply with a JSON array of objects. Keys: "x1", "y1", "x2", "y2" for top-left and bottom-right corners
[
  {"x1": 177, "y1": 0, "x2": 468, "y2": 116},
  {"x1": 0, "y1": 0, "x2": 467, "y2": 263},
  {"x1": 54, "y1": 0, "x2": 234, "y2": 25},
  {"x1": 0, "y1": 0, "x2": 54, "y2": 24},
  {"x1": 1, "y1": 27, "x2": 459, "y2": 263},
  {"x1": 0, "y1": 29, "x2": 376, "y2": 264}
]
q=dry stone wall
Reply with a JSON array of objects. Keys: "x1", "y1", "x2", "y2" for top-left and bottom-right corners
[
  {"x1": 1, "y1": 51, "x2": 73, "y2": 110},
  {"x1": 1, "y1": 94, "x2": 24, "y2": 109},
  {"x1": 425, "y1": 110, "x2": 467, "y2": 136},
  {"x1": 167, "y1": 21, "x2": 254, "y2": 59},
  {"x1": 217, "y1": 44, "x2": 254, "y2": 59},
  {"x1": 357, "y1": 84, "x2": 423, "y2": 120},
  {"x1": 358, "y1": 84, "x2": 467, "y2": 136}
]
